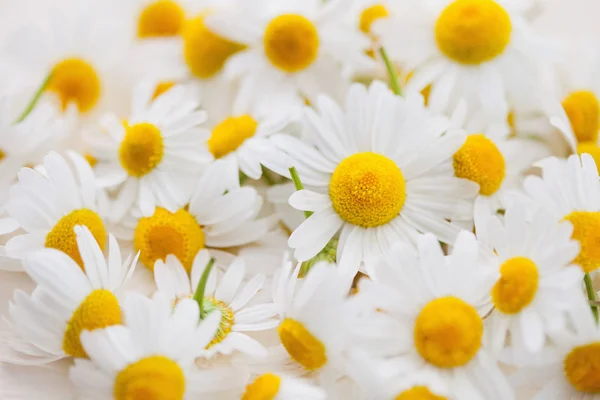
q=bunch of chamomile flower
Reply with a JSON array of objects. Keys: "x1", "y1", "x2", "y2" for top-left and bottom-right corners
[{"x1": 0, "y1": 0, "x2": 600, "y2": 398}]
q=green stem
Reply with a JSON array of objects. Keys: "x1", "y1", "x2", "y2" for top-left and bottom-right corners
[
  {"x1": 584, "y1": 273, "x2": 599, "y2": 323},
  {"x1": 193, "y1": 257, "x2": 215, "y2": 319},
  {"x1": 15, "y1": 71, "x2": 53, "y2": 123},
  {"x1": 289, "y1": 166, "x2": 313, "y2": 219},
  {"x1": 379, "y1": 47, "x2": 402, "y2": 96}
]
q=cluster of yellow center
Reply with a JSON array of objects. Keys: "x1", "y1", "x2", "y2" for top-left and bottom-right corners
[
  {"x1": 138, "y1": 0, "x2": 184, "y2": 38},
  {"x1": 329, "y1": 152, "x2": 406, "y2": 228},
  {"x1": 491, "y1": 257, "x2": 539, "y2": 314},
  {"x1": 114, "y1": 355, "x2": 185, "y2": 400},
  {"x1": 435, "y1": 0, "x2": 512, "y2": 65},
  {"x1": 563, "y1": 211, "x2": 600, "y2": 273},
  {"x1": 208, "y1": 115, "x2": 258, "y2": 158},
  {"x1": 242, "y1": 373, "x2": 281, "y2": 400},
  {"x1": 264, "y1": 14, "x2": 320, "y2": 73},
  {"x1": 119, "y1": 122, "x2": 165, "y2": 177},
  {"x1": 45, "y1": 208, "x2": 107, "y2": 268},
  {"x1": 453, "y1": 134, "x2": 506, "y2": 196},
  {"x1": 278, "y1": 318, "x2": 327, "y2": 371},
  {"x1": 359, "y1": 4, "x2": 389, "y2": 34},
  {"x1": 564, "y1": 342, "x2": 600, "y2": 393},
  {"x1": 395, "y1": 386, "x2": 448, "y2": 400},
  {"x1": 63, "y1": 289, "x2": 121, "y2": 358},
  {"x1": 203, "y1": 297, "x2": 235, "y2": 348},
  {"x1": 414, "y1": 296, "x2": 483, "y2": 368},
  {"x1": 183, "y1": 15, "x2": 246, "y2": 79},
  {"x1": 562, "y1": 90, "x2": 600, "y2": 143},
  {"x1": 47, "y1": 58, "x2": 101, "y2": 113},
  {"x1": 134, "y1": 207, "x2": 205, "y2": 272}
]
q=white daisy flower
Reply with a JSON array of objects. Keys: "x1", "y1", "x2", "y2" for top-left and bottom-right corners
[
  {"x1": 356, "y1": 232, "x2": 513, "y2": 399},
  {"x1": 205, "y1": 0, "x2": 373, "y2": 110},
  {"x1": 262, "y1": 81, "x2": 478, "y2": 283},
  {"x1": 240, "y1": 372, "x2": 326, "y2": 400},
  {"x1": 87, "y1": 81, "x2": 211, "y2": 220},
  {"x1": 375, "y1": 0, "x2": 547, "y2": 120},
  {"x1": 1, "y1": 152, "x2": 108, "y2": 269},
  {"x1": 477, "y1": 201, "x2": 584, "y2": 354},
  {"x1": 127, "y1": 0, "x2": 202, "y2": 40},
  {"x1": 69, "y1": 292, "x2": 248, "y2": 399},
  {"x1": 153, "y1": 249, "x2": 279, "y2": 358},
  {"x1": 3, "y1": 225, "x2": 137, "y2": 365}
]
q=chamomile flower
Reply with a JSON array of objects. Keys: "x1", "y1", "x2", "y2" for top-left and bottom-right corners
[
  {"x1": 132, "y1": 159, "x2": 276, "y2": 272},
  {"x1": 154, "y1": 249, "x2": 279, "y2": 358},
  {"x1": 2, "y1": 152, "x2": 107, "y2": 269},
  {"x1": 88, "y1": 81, "x2": 210, "y2": 220},
  {"x1": 205, "y1": 0, "x2": 373, "y2": 109},
  {"x1": 240, "y1": 373, "x2": 326, "y2": 400},
  {"x1": 375, "y1": 0, "x2": 547, "y2": 120},
  {"x1": 478, "y1": 202, "x2": 584, "y2": 354},
  {"x1": 262, "y1": 81, "x2": 478, "y2": 283},
  {"x1": 357, "y1": 232, "x2": 513, "y2": 399},
  {"x1": 3, "y1": 225, "x2": 136, "y2": 365},
  {"x1": 129, "y1": 0, "x2": 201, "y2": 40},
  {"x1": 70, "y1": 292, "x2": 248, "y2": 399}
]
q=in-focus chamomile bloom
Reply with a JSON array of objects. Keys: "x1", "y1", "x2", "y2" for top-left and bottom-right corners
[
  {"x1": 1, "y1": 152, "x2": 107, "y2": 268},
  {"x1": 262, "y1": 82, "x2": 478, "y2": 282},
  {"x1": 70, "y1": 292, "x2": 248, "y2": 399},
  {"x1": 132, "y1": 159, "x2": 275, "y2": 272},
  {"x1": 240, "y1": 373, "x2": 326, "y2": 400},
  {"x1": 477, "y1": 203, "x2": 584, "y2": 354},
  {"x1": 357, "y1": 232, "x2": 514, "y2": 399},
  {"x1": 3, "y1": 225, "x2": 136, "y2": 364},
  {"x1": 205, "y1": 0, "x2": 373, "y2": 109},
  {"x1": 88, "y1": 82, "x2": 211, "y2": 220},
  {"x1": 513, "y1": 154, "x2": 600, "y2": 274},
  {"x1": 154, "y1": 250, "x2": 279, "y2": 358},
  {"x1": 375, "y1": 0, "x2": 547, "y2": 119}
]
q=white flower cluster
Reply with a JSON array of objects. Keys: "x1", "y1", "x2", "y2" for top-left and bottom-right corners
[{"x1": 1, "y1": 0, "x2": 600, "y2": 399}]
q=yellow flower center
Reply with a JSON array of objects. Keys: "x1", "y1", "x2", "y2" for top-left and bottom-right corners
[
  {"x1": 278, "y1": 318, "x2": 327, "y2": 371},
  {"x1": 395, "y1": 386, "x2": 448, "y2": 400},
  {"x1": 491, "y1": 257, "x2": 539, "y2": 314},
  {"x1": 360, "y1": 4, "x2": 389, "y2": 34},
  {"x1": 204, "y1": 297, "x2": 235, "y2": 348},
  {"x1": 577, "y1": 142, "x2": 600, "y2": 173},
  {"x1": 138, "y1": 0, "x2": 185, "y2": 38},
  {"x1": 0, "y1": 149, "x2": 6, "y2": 162},
  {"x1": 564, "y1": 211, "x2": 600, "y2": 273},
  {"x1": 45, "y1": 209, "x2": 107, "y2": 268},
  {"x1": 119, "y1": 122, "x2": 164, "y2": 177},
  {"x1": 405, "y1": 70, "x2": 432, "y2": 105},
  {"x1": 63, "y1": 289, "x2": 121, "y2": 358},
  {"x1": 564, "y1": 342, "x2": 600, "y2": 393},
  {"x1": 435, "y1": 0, "x2": 512, "y2": 65},
  {"x1": 263, "y1": 14, "x2": 320, "y2": 73},
  {"x1": 84, "y1": 153, "x2": 98, "y2": 168},
  {"x1": 134, "y1": 207, "x2": 205, "y2": 272},
  {"x1": 208, "y1": 115, "x2": 258, "y2": 158},
  {"x1": 152, "y1": 81, "x2": 176, "y2": 100},
  {"x1": 563, "y1": 91, "x2": 600, "y2": 143},
  {"x1": 47, "y1": 58, "x2": 101, "y2": 113},
  {"x1": 242, "y1": 373, "x2": 281, "y2": 400},
  {"x1": 453, "y1": 134, "x2": 506, "y2": 196},
  {"x1": 329, "y1": 152, "x2": 406, "y2": 228},
  {"x1": 114, "y1": 356, "x2": 185, "y2": 400},
  {"x1": 414, "y1": 296, "x2": 483, "y2": 368},
  {"x1": 183, "y1": 15, "x2": 246, "y2": 79}
]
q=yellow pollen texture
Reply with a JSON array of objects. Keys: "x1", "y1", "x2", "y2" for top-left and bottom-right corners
[
  {"x1": 435, "y1": 0, "x2": 512, "y2": 65},
  {"x1": 359, "y1": 4, "x2": 389, "y2": 34},
  {"x1": 208, "y1": 115, "x2": 258, "y2": 158},
  {"x1": 119, "y1": 122, "x2": 164, "y2": 177},
  {"x1": 264, "y1": 14, "x2": 320, "y2": 73},
  {"x1": 242, "y1": 373, "x2": 281, "y2": 400},
  {"x1": 395, "y1": 386, "x2": 448, "y2": 400},
  {"x1": 453, "y1": 134, "x2": 506, "y2": 196},
  {"x1": 492, "y1": 257, "x2": 539, "y2": 314},
  {"x1": 63, "y1": 289, "x2": 121, "y2": 358},
  {"x1": 414, "y1": 296, "x2": 483, "y2": 368},
  {"x1": 564, "y1": 211, "x2": 600, "y2": 273},
  {"x1": 47, "y1": 58, "x2": 101, "y2": 113},
  {"x1": 114, "y1": 356, "x2": 186, "y2": 400},
  {"x1": 152, "y1": 81, "x2": 176, "y2": 100},
  {"x1": 203, "y1": 297, "x2": 235, "y2": 348},
  {"x1": 134, "y1": 207, "x2": 205, "y2": 272},
  {"x1": 45, "y1": 209, "x2": 107, "y2": 268},
  {"x1": 278, "y1": 318, "x2": 327, "y2": 371},
  {"x1": 329, "y1": 152, "x2": 406, "y2": 228},
  {"x1": 562, "y1": 91, "x2": 600, "y2": 143},
  {"x1": 183, "y1": 15, "x2": 246, "y2": 79},
  {"x1": 564, "y1": 342, "x2": 600, "y2": 393},
  {"x1": 138, "y1": 0, "x2": 184, "y2": 38}
]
